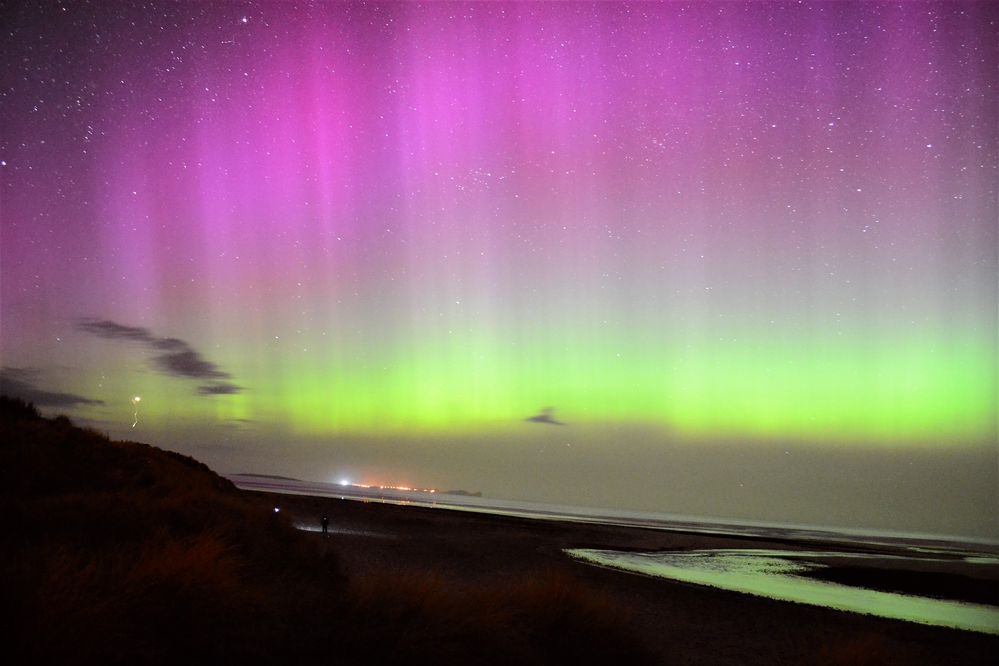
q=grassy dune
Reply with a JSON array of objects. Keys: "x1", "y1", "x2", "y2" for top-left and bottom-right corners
[{"x1": 0, "y1": 397, "x2": 654, "y2": 665}]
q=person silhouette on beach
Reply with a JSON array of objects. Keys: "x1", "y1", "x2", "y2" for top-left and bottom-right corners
[{"x1": 321, "y1": 514, "x2": 329, "y2": 536}]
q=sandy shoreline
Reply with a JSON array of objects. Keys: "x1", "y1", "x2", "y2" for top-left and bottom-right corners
[{"x1": 249, "y1": 489, "x2": 998, "y2": 665}]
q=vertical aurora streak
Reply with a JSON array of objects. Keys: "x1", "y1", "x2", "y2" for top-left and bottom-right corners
[{"x1": 2, "y1": 2, "x2": 996, "y2": 536}]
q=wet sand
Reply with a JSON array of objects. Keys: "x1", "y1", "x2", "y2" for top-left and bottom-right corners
[{"x1": 259, "y1": 491, "x2": 998, "y2": 665}]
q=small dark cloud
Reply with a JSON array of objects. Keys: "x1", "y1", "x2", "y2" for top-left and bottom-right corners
[
  {"x1": 0, "y1": 368, "x2": 103, "y2": 408},
  {"x1": 152, "y1": 337, "x2": 189, "y2": 352},
  {"x1": 197, "y1": 383, "x2": 242, "y2": 395},
  {"x1": 156, "y1": 349, "x2": 229, "y2": 380},
  {"x1": 77, "y1": 319, "x2": 156, "y2": 343},
  {"x1": 525, "y1": 407, "x2": 566, "y2": 426},
  {"x1": 77, "y1": 318, "x2": 242, "y2": 396}
]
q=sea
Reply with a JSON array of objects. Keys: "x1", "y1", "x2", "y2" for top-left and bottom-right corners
[{"x1": 228, "y1": 474, "x2": 999, "y2": 635}]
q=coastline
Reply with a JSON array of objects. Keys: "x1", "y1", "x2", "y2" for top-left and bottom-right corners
[
  {"x1": 250, "y1": 487, "x2": 999, "y2": 665},
  {"x1": 228, "y1": 474, "x2": 999, "y2": 552}
]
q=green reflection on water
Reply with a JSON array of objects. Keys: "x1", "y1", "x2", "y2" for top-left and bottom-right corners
[{"x1": 567, "y1": 548, "x2": 999, "y2": 635}]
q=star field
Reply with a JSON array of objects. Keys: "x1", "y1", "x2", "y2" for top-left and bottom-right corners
[{"x1": 1, "y1": 1, "x2": 996, "y2": 537}]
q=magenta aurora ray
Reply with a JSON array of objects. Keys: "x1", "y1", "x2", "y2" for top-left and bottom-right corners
[{"x1": 1, "y1": 2, "x2": 996, "y2": 538}]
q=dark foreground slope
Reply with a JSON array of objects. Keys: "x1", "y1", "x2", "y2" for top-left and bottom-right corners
[
  {"x1": 0, "y1": 397, "x2": 654, "y2": 665},
  {"x1": 264, "y1": 490, "x2": 999, "y2": 666}
]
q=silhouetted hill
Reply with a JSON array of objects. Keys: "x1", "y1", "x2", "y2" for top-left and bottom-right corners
[
  {"x1": 1, "y1": 396, "x2": 342, "y2": 665},
  {"x1": 445, "y1": 489, "x2": 483, "y2": 497},
  {"x1": 0, "y1": 396, "x2": 654, "y2": 665}
]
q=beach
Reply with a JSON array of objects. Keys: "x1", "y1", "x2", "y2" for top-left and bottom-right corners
[
  {"x1": 6, "y1": 399, "x2": 996, "y2": 666},
  {"x1": 262, "y1": 490, "x2": 998, "y2": 665}
]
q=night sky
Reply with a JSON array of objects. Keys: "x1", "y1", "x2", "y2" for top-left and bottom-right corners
[{"x1": 2, "y1": 1, "x2": 996, "y2": 538}]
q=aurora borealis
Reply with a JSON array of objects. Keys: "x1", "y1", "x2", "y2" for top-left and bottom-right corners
[{"x1": 2, "y1": 2, "x2": 996, "y2": 537}]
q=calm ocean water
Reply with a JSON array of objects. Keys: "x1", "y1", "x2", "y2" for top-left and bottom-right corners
[
  {"x1": 230, "y1": 474, "x2": 999, "y2": 634},
  {"x1": 227, "y1": 474, "x2": 998, "y2": 553}
]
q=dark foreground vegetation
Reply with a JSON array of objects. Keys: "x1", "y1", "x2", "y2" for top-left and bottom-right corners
[{"x1": 0, "y1": 397, "x2": 654, "y2": 665}]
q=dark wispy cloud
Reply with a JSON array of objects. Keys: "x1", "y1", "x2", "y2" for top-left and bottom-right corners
[
  {"x1": 0, "y1": 367, "x2": 104, "y2": 408},
  {"x1": 77, "y1": 318, "x2": 243, "y2": 395},
  {"x1": 197, "y1": 383, "x2": 242, "y2": 395},
  {"x1": 525, "y1": 407, "x2": 566, "y2": 426},
  {"x1": 76, "y1": 319, "x2": 156, "y2": 343},
  {"x1": 155, "y1": 349, "x2": 229, "y2": 380}
]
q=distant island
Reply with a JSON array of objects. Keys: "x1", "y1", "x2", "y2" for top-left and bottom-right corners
[
  {"x1": 235, "y1": 472, "x2": 304, "y2": 482},
  {"x1": 445, "y1": 489, "x2": 483, "y2": 498}
]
